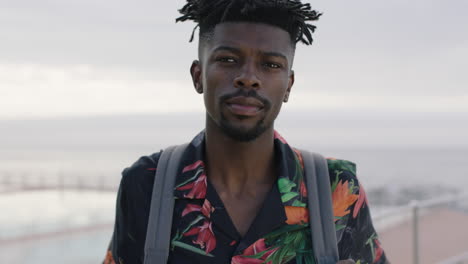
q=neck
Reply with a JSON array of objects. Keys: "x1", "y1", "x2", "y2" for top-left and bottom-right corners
[{"x1": 204, "y1": 117, "x2": 276, "y2": 197}]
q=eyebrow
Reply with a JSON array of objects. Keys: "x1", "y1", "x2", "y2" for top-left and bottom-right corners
[
  {"x1": 212, "y1": 46, "x2": 240, "y2": 54},
  {"x1": 212, "y1": 46, "x2": 288, "y2": 61}
]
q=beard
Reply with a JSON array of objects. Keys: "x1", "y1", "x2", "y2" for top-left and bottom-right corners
[
  {"x1": 217, "y1": 89, "x2": 273, "y2": 142},
  {"x1": 219, "y1": 113, "x2": 270, "y2": 142}
]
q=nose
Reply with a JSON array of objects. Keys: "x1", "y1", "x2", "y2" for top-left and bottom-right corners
[{"x1": 233, "y1": 62, "x2": 261, "y2": 89}]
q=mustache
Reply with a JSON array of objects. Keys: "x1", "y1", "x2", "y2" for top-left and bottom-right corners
[{"x1": 220, "y1": 90, "x2": 271, "y2": 110}]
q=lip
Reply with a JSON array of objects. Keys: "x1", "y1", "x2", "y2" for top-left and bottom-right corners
[{"x1": 224, "y1": 96, "x2": 264, "y2": 117}]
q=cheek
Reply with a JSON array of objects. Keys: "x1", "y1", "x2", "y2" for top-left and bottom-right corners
[
  {"x1": 202, "y1": 68, "x2": 232, "y2": 111},
  {"x1": 204, "y1": 67, "x2": 235, "y2": 96},
  {"x1": 266, "y1": 76, "x2": 290, "y2": 100},
  {"x1": 267, "y1": 80, "x2": 290, "y2": 114}
]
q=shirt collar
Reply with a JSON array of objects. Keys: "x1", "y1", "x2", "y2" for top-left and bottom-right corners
[{"x1": 173, "y1": 130, "x2": 308, "y2": 209}]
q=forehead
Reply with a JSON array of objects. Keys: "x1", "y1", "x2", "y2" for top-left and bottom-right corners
[{"x1": 207, "y1": 22, "x2": 294, "y2": 55}]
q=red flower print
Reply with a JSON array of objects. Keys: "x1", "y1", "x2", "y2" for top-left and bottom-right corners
[
  {"x1": 201, "y1": 199, "x2": 214, "y2": 217},
  {"x1": 182, "y1": 203, "x2": 202, "y2": 217},
  {"x1": 373, "y1": 239, "x2": 383, "y2": 263},
  {"x1": 232, "y1": 256, "x2": 264, "y2": 264},
  {"x1": 231, "y1": 257, "x2": 264, "y2": 264},
  {"x1": 274, "y1": 130, "x2": 287, "y2": 144},
  {"x1": 181, "y1": 199, "x2": 215, "y2": 218},
  {"x1": 231, "y1": 238, "x2": 278, "y2": 264},
  {"x1": 300, "y1": 181, "x2": 307, "y2": 198},
  {"x1": 353, "y1": 183, "x2": 369, "y2": 218},
  {"x1": 183, "y1": 160, "x2": 205, "y2": 173},
  {"x1": 183, "y1": 220, "x2": 217, "y2": 254},
  {"x1": 244, "y1": 238, "x2": 268, "y2": 256},
  {"x1": 176, "y1": 173, "x2": 207, "y2": 199}
]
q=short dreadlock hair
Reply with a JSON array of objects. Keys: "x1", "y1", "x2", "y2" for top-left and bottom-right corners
[{"x1": 176, "y1": 0, "x2": 321, "y2": 46}]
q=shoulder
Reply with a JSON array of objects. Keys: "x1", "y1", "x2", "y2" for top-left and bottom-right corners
[
  {"x1": 293, "y1": 149, "x2": 360, "y2": 191},
  {"x1": 120, "y1": 151, "x2": 161, "y2": 193},
  {"x1": 123, "y1": 151, "x2": 161, "y2": 175},
  {"x1": 292, "y1": 149, "x2": 358, "y2": 184},
  {"x1": 111, "y1": 152, "x2": 162, "y2": 261},
  {"x1": 326, "y1": 158, "x2": 356, "y2": 177},
  {"x1": 326, "y1": 158, "x2": 360, "y2": 192}
]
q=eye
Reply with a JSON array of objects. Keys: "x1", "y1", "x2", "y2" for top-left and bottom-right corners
[
  {"x1": 264, "y1": 62, "x2": 282, "y2": 69},
  {"x1": 217, "y1": 57, "x2": 236, "y2": 63}
]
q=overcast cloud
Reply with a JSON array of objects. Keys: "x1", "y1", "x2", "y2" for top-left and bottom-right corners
[{"x1": 0, "y1": 0, "x2": 467, "y2": 119}]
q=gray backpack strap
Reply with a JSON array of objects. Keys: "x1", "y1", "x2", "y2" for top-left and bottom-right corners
[
  {"x1": 144, "y1": 144, "x2": 188, "y2": 264},
  {"x1": 300, "y1": 150, "x2": 339, "y2": 264}
]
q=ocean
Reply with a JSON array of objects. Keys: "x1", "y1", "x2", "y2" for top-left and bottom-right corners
[
  {"x1": 0, "y1": 113, "x2": 467, "y2": 263},
  {"x1": 1, "y1": 145, "x2": 467, "y2": 206}
]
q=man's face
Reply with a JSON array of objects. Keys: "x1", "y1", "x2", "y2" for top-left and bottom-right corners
[{"x1": 191, "y1": 22, "x2": 295, "y2": 142}]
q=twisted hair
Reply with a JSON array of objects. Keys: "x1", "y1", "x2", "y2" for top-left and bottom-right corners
[{"x1": 176, "y1": 0, "x2": 321, "y2": 46}]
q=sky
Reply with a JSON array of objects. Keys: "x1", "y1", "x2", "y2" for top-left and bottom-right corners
[
  {"x1": 0, "y1": 0, "x2": 467, "y2": 119},
  {"x1": 1, "y1": 3, "x2": 467, "y2": 261}
]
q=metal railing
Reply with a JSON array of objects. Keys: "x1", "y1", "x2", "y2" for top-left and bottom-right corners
[
  {"x1": 437, "y1": 251, "x2": 468, "y2": 264},
  {"x1": 372, "y1": 192, "x2": 468, "y2": 264},
  {"x1": 3, "y1": 173, "x2": 468, "y2": 263},
  {"x1": 0, "y1": 172, "x2": 118, "y2": 194}
]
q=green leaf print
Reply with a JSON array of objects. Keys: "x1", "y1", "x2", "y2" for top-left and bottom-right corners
[
  {"x1": 174, "y1": 168, "x2": 204, "y2": 189},
  {"x1": 304, "y1": 254, "x2": 315, "y2": 264},
  {"x1": 265, "y1": 224, "x2": 306, "y2": 238},
  {"x1": 335, "y1": 224, "x2": 346, "y2": 231},
  {"x1": 171, "y1": 215, "x2": 205, "y2": 247},
  {"x1": 292, "y1": 200, "x2": 307, "y2": 207},
  {"x1": 171, "y1": 241, "x2": 214, "y2": 257},
  {"x1": 281, "y1": 192, "x2": 299, "y2": 203},
  {"x1": 327, "y1": 159, "x2": 356, "y2": 176},
  {"x1": 366, "y1": 232, "x2": 378, "y2": 261},
  {"x1": 242, "y1": 250, "x2": 274, "y2": 259},
  {"x1": 331, "y1": 172, "x2": 340, "y2": 192},
  {"x1": 278, "y1": 178, "x2": 297, "y2": 194},
  {"x1": 264, "y1": 224, "x2": 315, "y2": 264},
  {"x1": 346, "y1": 179, "x2": 357, "y2": 194},
  {"x1": 293, "y1": 153, "x2": 304, "y2": 182},
  {"x1": 181, "y1": 215, "x2": 204, "y2": 234}
]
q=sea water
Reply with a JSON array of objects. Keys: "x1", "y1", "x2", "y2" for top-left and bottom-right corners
[{"x1": 1, "y1": 113, "x2": 467, "y2": 263}]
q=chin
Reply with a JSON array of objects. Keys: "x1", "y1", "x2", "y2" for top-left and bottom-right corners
[{"x1": 219, "y1": 118, "x2": 269, "y2": 142}]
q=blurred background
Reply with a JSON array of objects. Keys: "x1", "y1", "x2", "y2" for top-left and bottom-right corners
[{"x1": 0, "y1": 0, "x2": 467, "y2": 263}]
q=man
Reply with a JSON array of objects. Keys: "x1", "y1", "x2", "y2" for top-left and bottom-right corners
[{"x1": 104, "y1": 0, "x2": 388, "y2": 263}]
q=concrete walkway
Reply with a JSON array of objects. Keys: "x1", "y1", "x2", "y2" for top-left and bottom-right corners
[{"x1": 379, "y1": 208, "x2": 468, "y2": 264}]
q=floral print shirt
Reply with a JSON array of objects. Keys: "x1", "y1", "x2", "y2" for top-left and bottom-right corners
[{"x1": 105, "y1": 131, "x2": 387, "y2": 264}]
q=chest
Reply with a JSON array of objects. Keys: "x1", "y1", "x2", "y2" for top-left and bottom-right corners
[
  {"x1": 220, "y1": 194, "x2": 267, "y2": 237},
  {"x1": 169, "y1": 196, "x2": 303, "y2": 264},
  {"x1": 169, "y1": 181, "x2": 304, "y2": 263}
]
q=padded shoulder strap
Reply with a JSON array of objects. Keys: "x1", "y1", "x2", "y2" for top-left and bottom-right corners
[
  {"x1": 144, "y1": 144, "x2": 188, "y2": 264},
  {"x1": 300, "y1": 150, "x2": 339, "y2": 264}
]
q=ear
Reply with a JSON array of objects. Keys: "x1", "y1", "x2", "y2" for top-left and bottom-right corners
[
  {"x1": 190, "y1": 60, "x2": 203, "y2": 94},
  {"x1": 283, "y1": 70, "x2": 294, "y2": 103}
]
